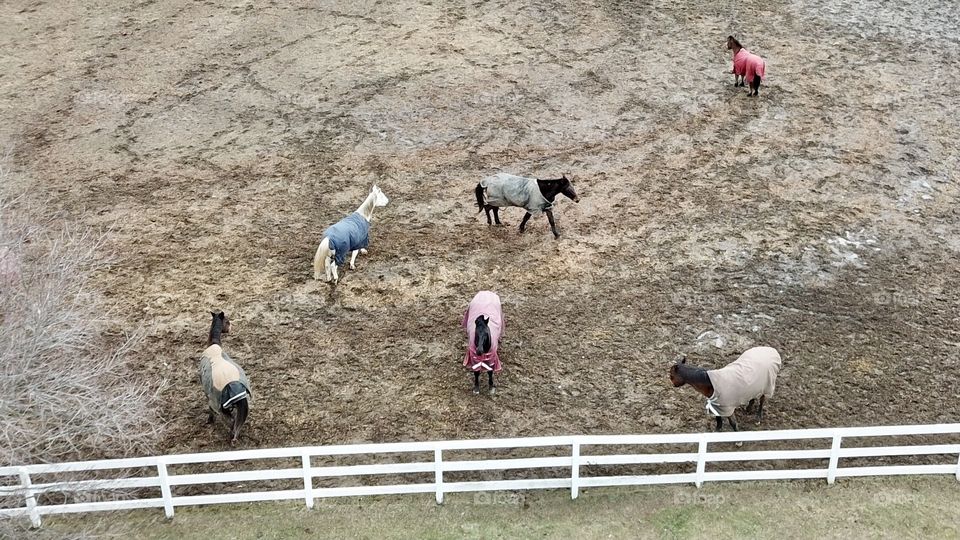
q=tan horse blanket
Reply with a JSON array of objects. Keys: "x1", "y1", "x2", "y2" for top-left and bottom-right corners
[
  {"x1": 200, "y1": 344, "x2": 251, "y2": 412},
  {"x1": 705, "y1": 346, "x2": 781, "y2": 417}
]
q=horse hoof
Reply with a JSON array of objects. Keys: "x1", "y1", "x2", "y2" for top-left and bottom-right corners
[
  {"x1": 735, "y1": 441, "x2": 743, "y2": 448},
  {"x1": 472, "y1": 386, "x2": 480, "y2": 395},
  {"x1": 489, "y1": 387, "x2": 496, "y2": 395}
]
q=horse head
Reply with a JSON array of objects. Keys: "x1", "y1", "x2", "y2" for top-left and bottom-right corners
[
  {"x1": 474, "y1": 315, "x2": 492, "y2": 355},
  {"x1": 211, "y1": 311, "x2": 231, "y2": 334},
  {"x1": 371, "y1": 185, "x2": 390, "y2": 208},
  {"x1": 559, "y1": 175, "x2": 580, "y2": 203},
  {"x1": 669, "y1": 356, "x2": 687, "y2": 387},
  {"x1": 726, "y1": 36, "x2": 741, "y2": 51}
]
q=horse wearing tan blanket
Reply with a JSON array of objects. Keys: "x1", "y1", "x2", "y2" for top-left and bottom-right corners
[{"x1": 669, "y1": 346, "x2": 782, "y2": 436}]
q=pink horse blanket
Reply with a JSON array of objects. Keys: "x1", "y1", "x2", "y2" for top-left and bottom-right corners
[
  {"x1": 462, "y1": 291, "x2": 503, "y2": 373},
  {"x1": 733, "y1": 49, "x2": 766, "y2": 85}
]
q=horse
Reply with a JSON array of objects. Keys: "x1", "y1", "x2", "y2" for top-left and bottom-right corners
[
  {"x1": 727, "y1": 36, "x2": 766, "y2": 97},
  {"x1": 199, "y1": 311, "x2": 252, "y2": 444},
  {"x1": 669, "y1": 347, "x2": 782, "y2": 437},
  {"x1": 313, "y1": 185, "x2": 389, "y2": 283},
  {"x1": 475, "y1": 173, "x2": 579, "y2": 239},
  {"x1": 462, "y1": 291, "x2": 504, "y2": 394}
]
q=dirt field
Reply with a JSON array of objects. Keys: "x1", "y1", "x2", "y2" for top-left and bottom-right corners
[{"x1": 1, "y1": 0, "x2": 959, "y2": 456}]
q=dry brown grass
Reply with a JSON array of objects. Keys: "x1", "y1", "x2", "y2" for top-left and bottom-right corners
[{"x1": 0, "y1": 153, "x2": 164, "y2": 472}]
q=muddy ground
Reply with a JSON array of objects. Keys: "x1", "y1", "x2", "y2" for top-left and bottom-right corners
[{"x1": 1, "y1": 0, "x2": 959, "y2": 457}]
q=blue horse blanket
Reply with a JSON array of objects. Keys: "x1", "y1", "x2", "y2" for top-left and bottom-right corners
[{"x1": 324, "y1": 212, "x2": 370, "y2": 266}]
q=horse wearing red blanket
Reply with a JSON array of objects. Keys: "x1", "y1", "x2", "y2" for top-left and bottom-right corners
[
  {"x1": 727, "y1": 36, "x2": 766, "y2": 97},
  {"x1": 462, "y1": 291, "x2": 503, "y2": 395}
]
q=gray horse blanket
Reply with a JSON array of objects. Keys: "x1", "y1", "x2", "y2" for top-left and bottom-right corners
[
  {"x1": 480, "y1": 173, "x2": 551, "y2": 216},
  {"x1": 324, "y1": 212, "x2": 370, "y2": 266},
  {"x1": 200, "y1": 345, "x2": 251, "y2": 413},
  {"x1": 705, "y1": 346, "x2": 781, "y2": 417}
]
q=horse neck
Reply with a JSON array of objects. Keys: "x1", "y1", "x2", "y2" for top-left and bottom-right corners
[
  {"x1": 731, "y1": 44, "x2": 742, "y2": 54},
  {"x1": 678, "y1": 364, "x2": 714, "y2": 397},
  {"x1": 208, "y1": 320, "x2": 224, "y2": 346},
  {"x1": 536, "y1": 179, "x2": 563, "y2": 202},
  {"x1": 355, "y1": 192, "x2": 377, "y2": 220}
]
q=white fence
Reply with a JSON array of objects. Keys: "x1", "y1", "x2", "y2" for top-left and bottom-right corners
[{"x1": 2, "y1": 423, "x2": 959, "y2": 527}]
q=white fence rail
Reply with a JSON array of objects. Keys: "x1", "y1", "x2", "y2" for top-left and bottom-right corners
[{"x1": 2, "y1": 423, "x2": 959, "y2": 527}]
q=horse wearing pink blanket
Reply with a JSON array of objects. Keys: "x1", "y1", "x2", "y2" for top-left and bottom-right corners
[
  {"x1": 462, "y1": 291, "x2": 503, "y2": 395},
  {"x1": 727, "y1": 36, "x2": 766, "y2": 96}
]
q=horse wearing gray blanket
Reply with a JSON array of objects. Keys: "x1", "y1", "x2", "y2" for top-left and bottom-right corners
[{"x1": 475, "y1": 173, "x2": 580, "y2": 239}]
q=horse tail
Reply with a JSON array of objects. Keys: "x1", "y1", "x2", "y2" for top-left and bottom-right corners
[
  {"x1": 313, "y1": 237, "x2": 331, "y2": 280},
  {"x1": 221, "y1": 381, "x2": 250, "y2": 442},
  {"x1": 474, "y1": 315, "x2": 491, "y2": 355},
  {"x1": 475, "y1": 183, "x2": 485, "y2": 213}
]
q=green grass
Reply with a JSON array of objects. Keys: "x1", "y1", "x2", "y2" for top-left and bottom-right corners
[{"x1": 26, "y1": 477, "x2": 960, "y2": 539}]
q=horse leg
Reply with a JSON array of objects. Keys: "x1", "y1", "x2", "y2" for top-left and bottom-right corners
[
  {"x1": 545, "y1": 209, "x2": 560, "y2": 239},
  {"x1": 745, "y1": 398, "x2": 757, "y2": 413},
  {"x1": 331, "y1": 262, "x2": 339, "y2": 284},
  {"x1": 755, "y1": 395, "x2": 765, "y2": 425},
  {"x1": 473, "y1": 372, "x2": 480, "y2": 395},
  {"x1": 728, "y1": 415, "x2": 744, "y2": 447},
  {"x1": 715, "y1": 416, "x2": 723, "y2": 432},
  {"x1": 206, "y1": 409, "x2": 215, "y2": 424},
  {"x1": 488, "y1": 371, "x2": 495, "y2": 395},
  {"x1": 484, "y1": 206, "x2": 493, "y2": 225},
  {"x1": 492, "y1": 207, "x2": 502, "y2": 226},
  {"x1": 349, "y1": 250, "x2": 359, "y2": 270},
  {"x1": 518, "y1": 212, "x2": 532, "y2": 233}
]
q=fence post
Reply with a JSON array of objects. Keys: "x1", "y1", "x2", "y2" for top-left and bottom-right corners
[
  {"x1": 695, "y1": 437, "x2": 708, "y2": 488},
  {"x1": 827, "y1": 432, "x2": 842, "y2": 485},
  {"x1": 302, "y1": 453, "x2": 314, "y2": 509},
  {"x1": 18, "y1": 468, "x2": 40, "y2": 528},
  {"x1": 570, "y1": 441, "x2": 580, "y2": 500},
  {"x1": 156, "y1": 459, "x2": 174, "y2": 519},
  {"x1": 434, "y1": 448, "x2": 444, "y2": 505}
]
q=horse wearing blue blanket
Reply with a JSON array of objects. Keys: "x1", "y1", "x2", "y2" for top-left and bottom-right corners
[{"x1": 313, "y1": 185, "x2": 389, "y2": 283}]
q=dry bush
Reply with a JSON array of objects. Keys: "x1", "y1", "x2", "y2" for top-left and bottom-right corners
[{"x1": 0, "y1": 192, "x2": 164, "y2": 467}]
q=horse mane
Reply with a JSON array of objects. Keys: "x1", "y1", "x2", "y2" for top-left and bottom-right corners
[
  {"x1": 728, "y1": 35, "x2": 742, "y2": 49},
  {"x1": 474, "y1": 316, "x2": 491, "y2": 355},
  {"x1": 356, "y1": 190, "x2": 377, "y2": 219}
]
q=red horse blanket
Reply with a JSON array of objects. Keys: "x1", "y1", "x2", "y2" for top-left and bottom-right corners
[
  {"x1": 462, "y1": 291, "x2": 503, "y2": 372},
  {"x1": 733, "y1": 48, "x2": 766, "y2": 85}
]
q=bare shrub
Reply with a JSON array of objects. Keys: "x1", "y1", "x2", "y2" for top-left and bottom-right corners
[{"x1": 0, "y1": 195, "x2": 164, "y2": 468}]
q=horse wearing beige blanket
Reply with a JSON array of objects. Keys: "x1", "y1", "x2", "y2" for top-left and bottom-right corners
[{"x1": 669, "y1": 346, "x2": 782, "y2": 434}]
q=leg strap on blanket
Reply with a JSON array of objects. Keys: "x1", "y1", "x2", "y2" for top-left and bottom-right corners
[{"x1": 705, "y1": 396, "x2": 721, "y2": 417}]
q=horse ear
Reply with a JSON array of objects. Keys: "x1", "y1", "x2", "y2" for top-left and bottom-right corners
[
  {"x1": 217, "y1": 312, "x2": 225, "y2": 320},
  {"x1": 680, "y1": 356, "x2": 687, "y2": 364}
]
